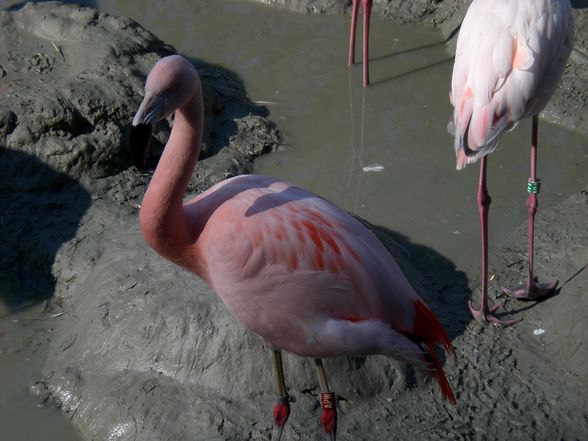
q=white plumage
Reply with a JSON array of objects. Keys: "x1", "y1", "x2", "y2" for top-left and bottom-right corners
[{"x1": 450, "y1": 0, "x2": 573, "y2": 170}]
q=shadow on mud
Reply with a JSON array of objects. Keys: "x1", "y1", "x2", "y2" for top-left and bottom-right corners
[
  {"x1": 0, "y1": 147, "x2": 91, "y2": 315},
  {"x1": 189, "y1": 57, "x2": 271, "y2": 157},
  {"x1": 367, "y1": 221, "x2": 472, "y2": 342}
]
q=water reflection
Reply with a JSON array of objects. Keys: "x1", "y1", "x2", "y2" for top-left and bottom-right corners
[{"x1": 346, "y1": 71, "x2": 368, "y2": 213}]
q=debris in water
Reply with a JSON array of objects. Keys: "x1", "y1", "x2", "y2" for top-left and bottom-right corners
[
  {"x1": 362, "y1": 164, "x2": 385, "y2": 173},
  {"x1": 533, "y1": 328, "x2": 546, "y2": 336},
  {"x1": 254, "y1": 100, "x2": 279, "y2": 106}
]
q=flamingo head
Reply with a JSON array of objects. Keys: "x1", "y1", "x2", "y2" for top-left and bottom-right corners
[
  {"x1": 133, "y1": 55, "x2": 199, "y2": 126},
  {"x1": 131, "y1": 55, "x2": 199, "y2": 168}
]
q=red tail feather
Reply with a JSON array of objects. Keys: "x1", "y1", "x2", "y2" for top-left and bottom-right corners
[
  {"x1": 412, "y1": 300, "x2": 457, "y2": 403},
  {"x1": 424, "y1": 341, "x2": 456, "y2": 403}
]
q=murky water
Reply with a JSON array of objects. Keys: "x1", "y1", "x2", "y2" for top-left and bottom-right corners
[
  {"x1": 0, "y1": 299, "x2": 81, "y2": 440},
  {"x1": 1, "y1": 0, "x2": 587, "y2": 439}
]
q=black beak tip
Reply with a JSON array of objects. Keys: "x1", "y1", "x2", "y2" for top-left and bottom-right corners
[{"x1": 130, "y1": 123, "x2": 153, "y2": 170}]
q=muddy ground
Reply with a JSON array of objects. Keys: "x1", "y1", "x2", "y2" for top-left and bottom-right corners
[{"x1": 0, "y1": 1, "x2": 586, "y2": 441}]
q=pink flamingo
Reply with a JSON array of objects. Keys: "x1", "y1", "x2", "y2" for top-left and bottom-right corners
[
  {"x1": 449, "y1": 0, "x2": 574, "y2": 326},
  {"x1": 133, "y1": 55, "x2": 456, "y2": 441},
  {"x1": 348, "y1": 0, "x2": 373, "y2": 87}
]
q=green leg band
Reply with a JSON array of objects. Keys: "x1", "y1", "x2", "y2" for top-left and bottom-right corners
[{"x1": 528, "y1": 179, "x2": 542, "y2": 194}]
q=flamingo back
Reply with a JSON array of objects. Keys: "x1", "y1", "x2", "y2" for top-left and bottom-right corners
[
  {"x1": 450, "y1": 0, "x2": 573, "y2": 169},
  {"x1": 181, "y1": 175, "x2": 447, "y2": 360}
]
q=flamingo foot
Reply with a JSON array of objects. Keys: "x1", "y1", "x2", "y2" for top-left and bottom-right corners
[
  {"x1": 502, "y1": 279, "x2": 558, "y2": 300},
  {"x1": 319, "y1": 392, "x2": 337, "y2": 441},
  {"x1": 468, "y1": 300, "x2": 521, "y2": 327},
  {"x1": 271, "y1": 396, "x2": 290, "y2": 441}
]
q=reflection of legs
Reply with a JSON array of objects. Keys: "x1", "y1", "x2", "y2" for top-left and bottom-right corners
[
  {"x1": 351, "y1": 87, "x2": 368, "y2": 210},
  {"x1": 348, "y1": 0, "x2": 360, "y2": 66},
  {"x1": 468, "y1": 156, "x2": 520, "y2": 326},
  {"x1": 314, "y1": 359, "x2": 337, "y2": 441},
  {"x1": 503, "y1": 115, "x2": 558, "y2": 299},
  {"x1": 271, "y1": 350, "x2": 290, "y2": 441},
  {"x1": 347, "y1": 65, "x2": 358, "y2": 188}
]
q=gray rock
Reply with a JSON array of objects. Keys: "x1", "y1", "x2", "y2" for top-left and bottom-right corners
[
  {"x1": 239, "y1": 0, "x2": 350, "y2": 15},
  {"x1": 544, "y1": 9, "x2": 588, "y2": 133},
  {"x1": 0, "y1": 2, "x2": 171, "y2": 188},
  {"x1": 240, "y1": 0, "x2": 465, "y2": 24},
  {"x1": 0, "y1": 1, "x2": 281, "y2": 200}
]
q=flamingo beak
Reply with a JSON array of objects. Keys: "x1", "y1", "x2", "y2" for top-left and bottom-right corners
[
  {"x1": 133, "y1": 91, "x2": 165, "y2": 126},
  {"x1": 131, "y1": 91, "x2": 164, "y2": 170}
]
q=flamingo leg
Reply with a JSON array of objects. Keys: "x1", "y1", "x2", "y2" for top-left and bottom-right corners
[
  {"x1": 348, "y1": 0, "x2": 360, "y2": 66},
  {"x1": 468, "y1": 157, "x2": 521, "y2": 326},
  {"x1": 362, "y1": 0, "x2": 372, "y2": 87},
  {"x1": 271, "y1": 350, "x2": 290, "y2": 441},
  {"x1": 314, "y1": 359, "x2": 337, "y2": 441},
  {"x1": 348, "y1": 0, "x2": 372, "y2": 87},
  {"x1": 502, "y1": 115, "x2": 559, "y2": 299}
]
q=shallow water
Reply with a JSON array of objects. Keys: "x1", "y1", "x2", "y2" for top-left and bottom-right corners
[
  {"x1": 0, "y1": 301, "x2": 83, "y2": 440},
  {"x1": 1, "y1": 0, "x2": 587, "y2": 439}
]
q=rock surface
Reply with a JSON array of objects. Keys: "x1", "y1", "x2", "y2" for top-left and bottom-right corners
[
  {"x1": 1, "y1": 2, "x2": 586, "y2": 441},
  {"x1": 0, "y1": 1, "x2": 280, "y2": 197}
]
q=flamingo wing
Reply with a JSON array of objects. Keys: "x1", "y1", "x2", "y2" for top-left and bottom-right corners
[
  {"x1": 182, "y1": 175, "x2": 455, "y2": 401},
  {"x1": 185, "y1": 177, "x2": 435, "y2": 350},
  {"x1": 450, "y1": 0, "x2": 573, "y2": 169}
]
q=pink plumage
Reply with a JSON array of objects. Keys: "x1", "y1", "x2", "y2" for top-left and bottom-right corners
[
  {"x1": 133, "y1": 55, "x2": 455, "y2": 440},
  {"x1": 450, "y1": 0, "x2": 573, "y2": 170},
  {"x1": 182, "y1": 175, "x2": 451, "y2": 368}
]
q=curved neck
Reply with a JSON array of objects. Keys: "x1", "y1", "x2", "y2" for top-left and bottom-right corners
[{"x1": 139, "y1": 87, "x2": 204, "y2": 260}]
